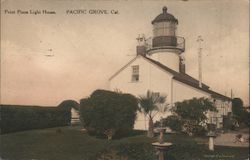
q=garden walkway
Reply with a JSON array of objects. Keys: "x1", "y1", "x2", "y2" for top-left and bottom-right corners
[{"x1": 214, "y1": 128, "x2": 249, "y2": 147}]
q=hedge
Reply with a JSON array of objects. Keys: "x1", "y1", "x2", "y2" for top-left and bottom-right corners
[
  {"x1": 98, "y1": 135, "x2": 156, "y2": 160},
  {"x1": 0, "y1": 105, "x2": 71, "y2": 134},
  {"x1": 80, "y1": 89, "x2": 138, "y2": 139}
]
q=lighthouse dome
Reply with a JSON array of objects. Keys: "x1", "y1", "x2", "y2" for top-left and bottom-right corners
[{"x1": 152, "y1": 6, "x2": 178, "y2": 24}]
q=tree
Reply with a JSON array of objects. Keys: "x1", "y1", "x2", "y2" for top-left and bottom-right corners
[
  {"x1": 171, "y1": 97, "x2": 217, "y2": 136},
  {"x1": 80, "y1": 90, "x2": 138, "y2": 140},
  {"x1": 161, "y1": 115, "x2": 183, "y2": 132},
  {"x1": 138, "y1": 90, "x2": 167, "y2": 137},
  {"x1": 232, "y1": 98, "x2": 249, "y2": 126},
  {"x1": 232, "y1": 98, "x2": 243, "y2": 116}
]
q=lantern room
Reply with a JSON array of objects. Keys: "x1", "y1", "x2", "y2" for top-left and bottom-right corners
[
  {"x1": 152, "y1": 7, "x2": 178, "y2": 37},
  {"x1": 150, "y1": 7, "x2": 184, "y2": 52}
]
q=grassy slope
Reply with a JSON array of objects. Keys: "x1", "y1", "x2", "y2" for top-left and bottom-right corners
[
  {"x1": 1, "y1": 127, "x2": 107, "y2": 160},
  {"x1": 0, "y1": 127, "x2": 249, "y2": 160}
]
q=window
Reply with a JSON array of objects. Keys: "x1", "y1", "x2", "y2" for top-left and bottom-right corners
[
  {"x1": 152, "y1": 92, "x2": 160, "y2": 97},
  {"x1": 131, "y1": 65, "x2": 139, "y2": 82}
]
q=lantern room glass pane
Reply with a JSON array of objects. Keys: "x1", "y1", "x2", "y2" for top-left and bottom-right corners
[{"x1": 153, "y1": 22, "x2": 176, "y2": 37}]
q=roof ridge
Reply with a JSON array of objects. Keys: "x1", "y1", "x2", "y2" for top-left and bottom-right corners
[
  {"x1": 108, "y1": 55, "x2": 231, "y2": 101},
  {"x1": 142, "y1": 56, "x2": 231, "y2": 101},
  {"x1": 143, "y1": 56, "x2": 209, "y2": 87}
]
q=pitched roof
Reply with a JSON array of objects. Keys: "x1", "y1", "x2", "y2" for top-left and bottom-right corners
[
  {"x1": 109, "y1": 56, "x2": 138, "y2": 81},
  {"x1": 144, "y1": 56, "x2": 209, "y2": 88},
  {"x1": 143, "y1": 56, "x2": 231, "y2": 101},
  {"x1": 109, "y1": 55, "x2": 231, "y2": 101},
  {"x1": 208, "y1": 90, "x2": 232, "y2": 101}
]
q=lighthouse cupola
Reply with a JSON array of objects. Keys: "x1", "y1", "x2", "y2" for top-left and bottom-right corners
[
  {"x1": 147, "y1": 6, "x2": 185, "y2": 72},
  {"x1": 151, "y1": 6, "x2": 183, "y2": 51},
  {"x1": 152, "y1": 7, "x2": 178, "y2": 46}
]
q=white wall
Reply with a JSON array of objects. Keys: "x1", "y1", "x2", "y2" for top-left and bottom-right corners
[
  {"x1": 173, "y1": 80, "x2": 224, "y2": 128},
  {"x1": 214, "y1": 99, "x2": 232, "y2": 116},
  {"x1": 110, "y1": 56, "x2": 173, "y2": 97},
  {"x1": 212, "y1": 99, "x2": 232, "y2": 128},
  {"x1": 109, "y1": 56, "x2": 173, "y2": 129},
  {"x1": 172, "y1": 80, "x2": 210, "y2": 103},
  {"x1": 173, "y1": 80, "x2": 232, "y2": 128},
  {"x1": 109, "y1": 56, "x2": 231, "y2": 130},
  {"x1": 149, "y1": 51, "x2": 180, "y2": 72}
]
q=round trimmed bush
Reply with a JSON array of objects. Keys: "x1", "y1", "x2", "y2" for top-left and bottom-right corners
[{"x1": 80, "y1": 90, "x2": 138, "y2": 139}]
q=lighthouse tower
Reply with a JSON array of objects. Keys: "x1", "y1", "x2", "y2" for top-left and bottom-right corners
[{"x1": 147, "y1": 7, "x2": 185, "y2": 73}]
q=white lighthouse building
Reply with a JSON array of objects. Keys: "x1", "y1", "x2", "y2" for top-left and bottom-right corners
[{"x1": 109, "y1": 7, "x2": 231, "y2": 130}]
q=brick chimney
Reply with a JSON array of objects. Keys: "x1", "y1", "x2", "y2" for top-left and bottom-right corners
[
  {"x1": 136, "y1": 34, "x2": 147, "y2": 56},
  {"x1": 136, "y1": 45, "x2": 147, "y2": 56}
]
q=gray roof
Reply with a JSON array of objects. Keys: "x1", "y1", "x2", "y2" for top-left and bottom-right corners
[
  {"x1": 152, "y1": 7, "x2": 178, "y2": 24},
  {"x1": 144, "y1": 56, "x2": 231, "y2": 101},
  {"x1": 109, "y1": 55, "x2": 231, "y2": 101}
]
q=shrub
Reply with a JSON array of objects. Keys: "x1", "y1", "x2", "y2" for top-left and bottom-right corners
[
  {"x1": 98, "y1": 135, "x2": 156, "y2": 160},
  {"x1": 111, "y1": 141, "x2": 156, "y2": 160},
  {"x1": 58, "y1": 100, "x2": 79, "y2": 111},
  {"x1": 164, "y1": 115, "x2": 183, "y2": 132},
  {"x1": 171, "y1": 97, "x2": 217, "y2": 136},
  {"x1": 232, "y1": 98, "x2": 243, "y2": 116},
  {"x1": 154, "y1": 115, "x2": 182, "y2": 132},
  {"x1": 80, "y1": 89, "x2": 138, "y2": 139},
  {"x1": 167, "y1": 143, "x2": 207, "y2": 160},
  {"x1": 222, "y1": 114, "x2": 238, "y2": 131},
  {"x1": 0, "y1": 105, "x2": 71, "y2": 134},
  {"x1": 232, "y1": 98, "x2": 250, "y2": 127}
]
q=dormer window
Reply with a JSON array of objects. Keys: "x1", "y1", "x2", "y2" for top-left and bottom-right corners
[{"x1": 131, "y1": 65, "x2": 139, "y2": 82}]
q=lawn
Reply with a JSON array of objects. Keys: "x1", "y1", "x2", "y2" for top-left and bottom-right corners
[{"x1": 0, "y1": 126, "x2": 249, "y2": 160}]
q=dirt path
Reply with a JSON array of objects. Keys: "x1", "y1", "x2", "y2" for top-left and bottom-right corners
[{"x1": 214, "y1": 129, "x2": 249, "y2": 147}]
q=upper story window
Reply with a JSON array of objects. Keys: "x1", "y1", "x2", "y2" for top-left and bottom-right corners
[
  {"x1": 152, "y1": 92, "x2": 160, "y2": 98},
  {"x1": 131, "y1": 65, "x2": 139, "y2": 82}
]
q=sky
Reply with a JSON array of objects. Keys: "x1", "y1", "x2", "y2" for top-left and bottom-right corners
[{"x1": 1, "y1": 0, "x2": 249, "y2": 106}]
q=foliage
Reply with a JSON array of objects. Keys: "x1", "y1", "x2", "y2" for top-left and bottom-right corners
[
  {"x1": 232, "y1": 98, "x2": 249, "y2": 126},
  {"x1": 1, "y1": 126, "x2": 248, "y2": 160},
  {"x1": 232, "y1": 98, "x2": 243, "y2": 115},
  {"x1": 99, "y1": 136, "x2": 156, "y2": 160},
  {"x1": 138, "y1": 90, "x2": 167, "y2": 137},
  {"x1": 79, "y1": 89, "x2": 138, "y2": 139},
  {"x1": 155, "y1": 115, "x2": 183, "y2": 132},
  {"x1": 238, "y1": 111, "x2": 250, "y2": 127},
  {"x1": 165, "y1": 133, "x2": 249, "y2": 160},
  {"x1": 0, "y1": 105, "x2": 71, "y2": 134},
  {"x1": 171, "y1": 97, "x2": 217, "y2": 136},
  {"x1": 174, "y1": 97, "x2": 217, "y2": 123},
  {"x1": 57, "y1": 99, "x2": 79, "y2": 111},
  {"x1": 222, "y1": 113, "x2": 238, "y2": 131}
]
